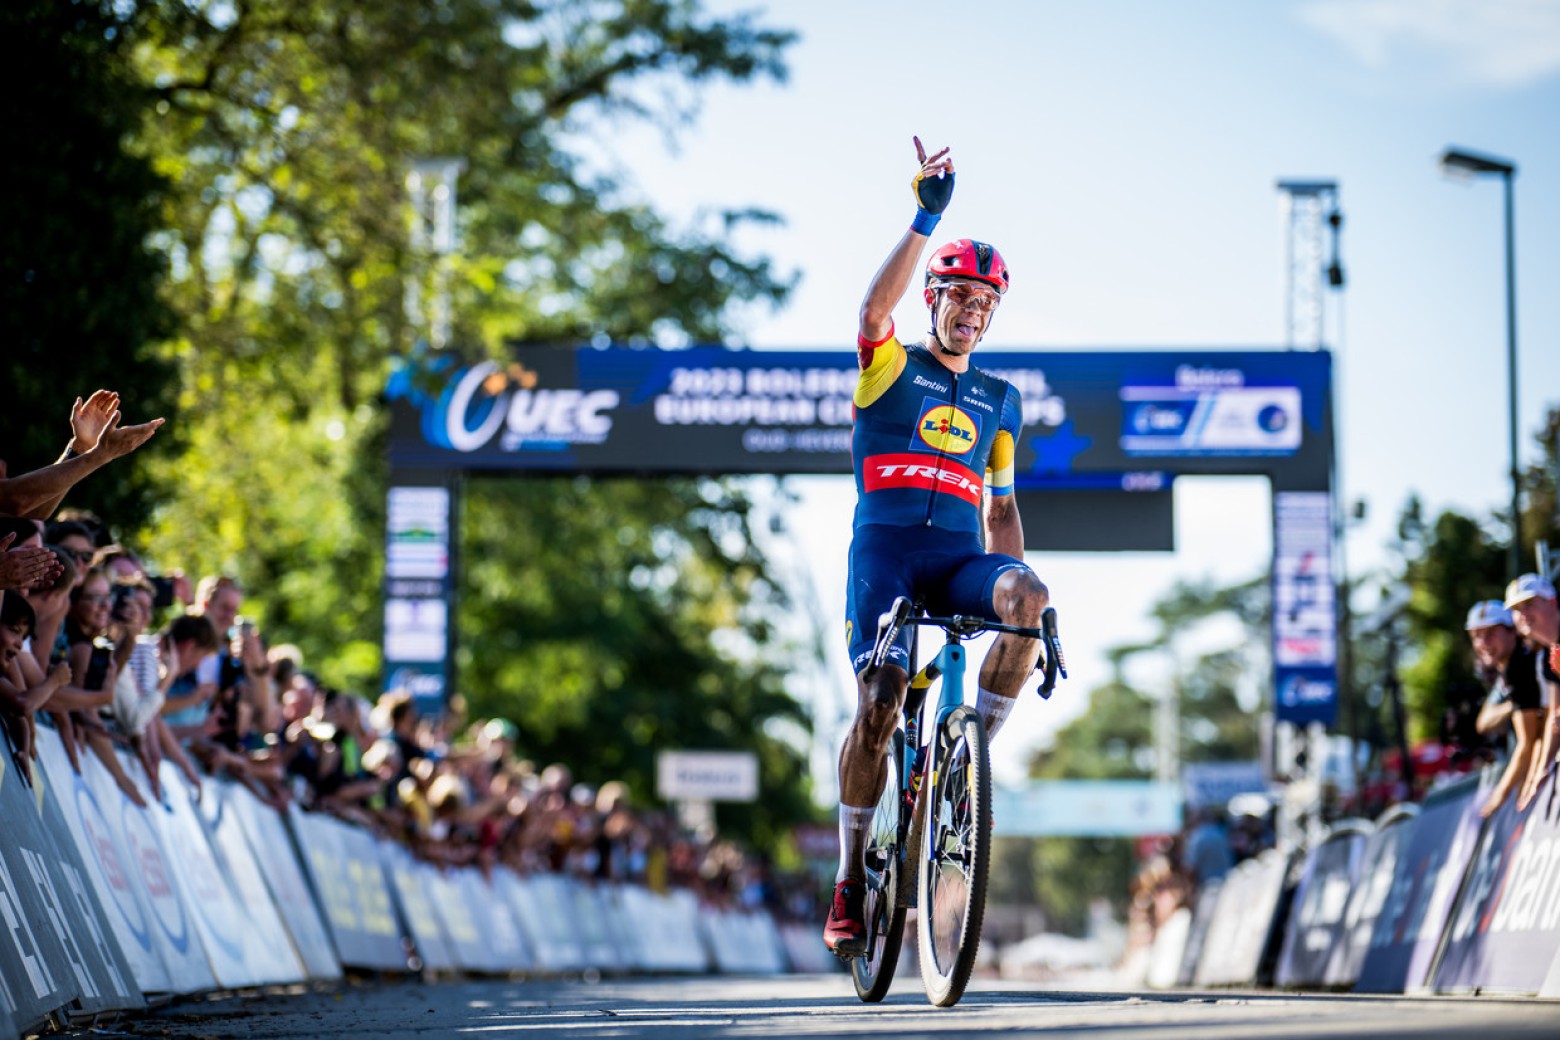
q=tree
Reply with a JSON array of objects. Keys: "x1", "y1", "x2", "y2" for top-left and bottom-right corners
[
  {"x1": 0, "y1": 0, "x2": 178, "y2": 529},
  {"x1": 458, "y1": 475, "x2": 815, "y2": 849},
  {"x1": 1018, "y1": 578, "x2": 1266, "y2": 934},
  {"x1": 1388, "y1": 410, "x2": 1560, "y2": 742},
  {"x1": 21, "y1": 1, "x2": 813, "y2": 848}
]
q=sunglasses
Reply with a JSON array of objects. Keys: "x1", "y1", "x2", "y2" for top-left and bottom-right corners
[{"x1": 935, "y1": 281, "x2": 1001, "y2": 313}]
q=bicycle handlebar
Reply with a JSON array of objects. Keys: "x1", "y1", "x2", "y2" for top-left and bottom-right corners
[{"x1": 864, "y1": 596, "x2": 1068, "y2": 698}]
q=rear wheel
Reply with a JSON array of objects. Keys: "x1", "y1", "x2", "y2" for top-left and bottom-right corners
[
  {"x1": 851, "y1": 730, "x2": 908, "y2": 1002},
  {"x1": 916, "y1": 706, "x2": 992, "y2": 1007}
]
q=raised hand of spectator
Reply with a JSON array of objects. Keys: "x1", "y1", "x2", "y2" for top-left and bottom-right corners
[
  {"x1": 92, "y1": 409, "x2": 165, "y2": 461},
  {"x1": 0, "y1": 532, "x2": 62, "y2": 590},
  {"x1": 70, "y1": 390, "x2": 120, "y2": 453}
]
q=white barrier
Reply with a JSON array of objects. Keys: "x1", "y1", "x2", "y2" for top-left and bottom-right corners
[
  {"x1": 381, "y1": 845, "x2": 457, "y2": 972},
  {"x1": 145, "y1": 756, "x2": 307, "y2": 989},
  {"x1": 289, "y1": 809, "x2": 404, "y2": 971},
  {"x1": 225, "y1": 782, "x2": 341, "y2": 980},
  {"x1": 4, "y1": 726, "x2": 799, "y2": 1037},
  {"x1": 33, "y1": 728, "x2": 216, "y2": 995},
  {"x1": 1193, "y1": 848, "x2": 1293, "y2": 987},
  {"x1": 701, "y1": 907, "x2": 788, "y2": 974}
]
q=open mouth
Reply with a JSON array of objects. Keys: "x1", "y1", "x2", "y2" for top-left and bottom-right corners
[{"x1": 2, "y1": 648, "x2": 16, "y2": 666}]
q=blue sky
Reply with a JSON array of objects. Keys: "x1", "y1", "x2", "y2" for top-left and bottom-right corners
[{"x1": 590, "y1": 0, "x2": 1560, "y2": 790}]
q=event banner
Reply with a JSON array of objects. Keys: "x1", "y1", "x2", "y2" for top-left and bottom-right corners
[
  {"x1": 1355, "y1": 775, "x2": 1484, "y2": 993},
  {"x1": 1432, "y1": 770, "x2": 1560, "y2": 994},
  {"x1": 386, "y1": 346, "x2": 1333, "y2": 487},
  {"x1": 1272, "y1": 491, "x2": 1338, "y2": 725},
  {"x1": 1323, "y1": 805, "x2": 1419, "y2": 987},
  {"x1": 1275, "y1": 823, "x2": 1371, "y2": 987}
]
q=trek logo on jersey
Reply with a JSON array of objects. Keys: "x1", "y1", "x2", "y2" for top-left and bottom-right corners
[
  {"x1": 863, "y1": 453, "x2": 984, "y2": 506},
  {"x1": 914, "y1": 399, "x2": 979, "y2": 455}
]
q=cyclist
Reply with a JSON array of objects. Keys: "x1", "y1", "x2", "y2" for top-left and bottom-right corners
[{"x1": 824, "y1": 137, "x2": 1050, "y2": 955}]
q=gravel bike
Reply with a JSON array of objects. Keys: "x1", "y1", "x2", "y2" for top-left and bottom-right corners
[{"x1": 849, "y1": 596, "x2": 1065, "y2": 1007}]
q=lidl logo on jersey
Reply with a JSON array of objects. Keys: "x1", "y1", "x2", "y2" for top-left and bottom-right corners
[
  {"x1": 426, "y1": 360, "x2": 620, "y2": 452},
  {"x1": 913, "y1": 399, "x2": 979, "y2": 456}
]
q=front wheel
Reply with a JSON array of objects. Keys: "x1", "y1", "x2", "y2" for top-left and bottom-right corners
[
  {"x1": 851, "y1": 730, "x2": 908, "y2": 1002},
  {"x1": 916, "y1": 706, "x2": 992, "y2": 1007}
]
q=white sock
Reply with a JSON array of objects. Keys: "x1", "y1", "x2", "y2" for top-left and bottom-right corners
[
  {"x1": 836, "y1": 803, "x2": 876, "y2": 883},
  {"x1": 977, "y1": 686, "x2": 1016, "y2": 742}
]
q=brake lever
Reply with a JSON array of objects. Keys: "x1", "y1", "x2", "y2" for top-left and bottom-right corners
[
  {"x1": 1036, "y1": 607, "x2": 1067, "y2": 699},
  {"x1": 865, "y1": 596, "x2": 914, "y2": 679}
]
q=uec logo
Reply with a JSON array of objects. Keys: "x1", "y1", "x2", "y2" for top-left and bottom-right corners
[
  {"x1": 917, "y1": 405, "x2": 978, "y2": 455},
  {"x1": 429, "y1": 361, "x2": 619, "y2": 452}
]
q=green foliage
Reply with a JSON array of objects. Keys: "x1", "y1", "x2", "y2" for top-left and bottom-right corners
[
  {"x1": 1391, "y1": 506, "x2": 1506, "y2": 741},
  {"x1": 1019, "y1": 577, "x2": 1265, "y2": 934},
  {"x1": 1, "y1": 0, "x2": 178, "y2": 528},
  {"x1": 458, "y1": 476, "x2": 813, "y2": 848},
  {"x1": 16, "y1": 1, "x2": 811, "y2": 849},
  {"x1": 1388, "y1": 415, "x2": 1560, "y2": 742}
]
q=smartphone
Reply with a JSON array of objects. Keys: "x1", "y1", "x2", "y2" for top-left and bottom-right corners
[{"x1": 148, "y1": 575, "x2": 176, "y2": 609}]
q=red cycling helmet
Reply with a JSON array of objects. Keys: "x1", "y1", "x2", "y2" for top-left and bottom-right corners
[{"x1": 923, "y1": 239, "x2": 1010, "y2": 305}]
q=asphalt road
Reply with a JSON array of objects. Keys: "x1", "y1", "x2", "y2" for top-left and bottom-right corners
[{"x1": 54, "y1": 975, "x2": 1560, "y2": 1040}]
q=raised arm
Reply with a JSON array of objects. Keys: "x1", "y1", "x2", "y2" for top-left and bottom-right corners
[
  {"x1": 0, "y1": 399, "x2": 164, "y2": 519},
  {"x1": 859, "y1": 137, "x2": 954, "y2": 344}
]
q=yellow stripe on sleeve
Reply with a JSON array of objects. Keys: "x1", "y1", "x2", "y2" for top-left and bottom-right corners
[
  {"x1": 854, "y1": 333, "x2": 906, "y2": 408},
  {"x1": 986, "y1": 430, "x2": 1015, "y2": 494}
]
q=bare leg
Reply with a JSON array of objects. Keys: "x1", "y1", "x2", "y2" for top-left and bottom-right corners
[
  {"x1": 977, "y1": 568, "x2": 1049, "y2": 738},
  {"x1": 154, "y1": 717, "x2": 203, "y2": 799},
  {"x1": 133, "y1": 731, "x2": 164, "y2": 801},
  {"x1": 84, "y1": 727, "x2": 148, "y2": 809},
  {"x1": 835, "y1": 665, "x2": 907, "y2": 881}
]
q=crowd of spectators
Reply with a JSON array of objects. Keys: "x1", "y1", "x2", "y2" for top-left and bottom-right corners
[{"x1": 0, "y1": 390, "x2": 792, "y2": 920}]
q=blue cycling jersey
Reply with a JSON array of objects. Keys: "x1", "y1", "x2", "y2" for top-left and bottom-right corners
[{"x1": 852, "y1": 326, "x2": 1024, "y2": 535}]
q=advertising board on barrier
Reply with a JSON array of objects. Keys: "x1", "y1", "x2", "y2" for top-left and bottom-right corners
[
  {"x1": 290, "y1": 810, "x2": 406, "y2": 971},
  {"x1": 30, "y1": 759, "x2": 144, "y2": 1015},
  {"x1": 1432, "y1": 771, "x2": 1560, "y2": 994},
  {"x1": 0, "y1": 746, "x2": 85, "y2": 1027},
  {"x1": 183, "y1": 771, "x2": 308, "y2": 987},
  {"x1": 1193, "y1": 849, "x2": 1293, "y2": 986},
  {"x1": 1355, "y1": 774, "x2": 1483, "y2": 993},
  {"x1": 226, "y1": 785, "x2": 340, "y2": 981},
  {"x1": 380, "y1": 845, "x2": 456, "y2": 972},
  {"x1": 1274, "y1": 822, "x2": 1371, "y2": 987},
  {"x1": 31, "y1": 728, "x2": 173, "y2": 996},
  {"x1": 1323, "y1": 805, "x2": 1419, "y2": 987}
]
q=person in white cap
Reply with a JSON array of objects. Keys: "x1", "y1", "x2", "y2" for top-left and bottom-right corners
[
  {"x1": 1469, "y1": 601, "x2": 1537, "y2": 740},
  {"x1": 1504, "y1": 573, "x2": 1559, "y2": 810},
  {"x1": 1465, "y1": 600, "x2": 1541, "y2": 817}
]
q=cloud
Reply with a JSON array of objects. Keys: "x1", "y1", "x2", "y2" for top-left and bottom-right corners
[{"x1": 1299, "y1": 0, "x2": 1560, "y2": 88}]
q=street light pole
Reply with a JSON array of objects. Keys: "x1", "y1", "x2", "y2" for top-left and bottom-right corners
[
  {"x1": 1439, "y1": 147, "x2": 1521, "y2": 579},
  {"x1": 1502, "y1": 169, "x2": 1520, "y2": 580}
]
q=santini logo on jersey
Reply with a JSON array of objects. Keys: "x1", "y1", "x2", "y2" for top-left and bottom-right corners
[
  {"x1": 863, "y1": 454, "x2": 984, "y2": 506},
  {"x1": 915, "y1": 403, "x2": 978, "y2": 455}
]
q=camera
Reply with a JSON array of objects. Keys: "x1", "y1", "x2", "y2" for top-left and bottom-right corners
[{"x1": 148, "y1": 575, "x2": 177, "y2": 609}]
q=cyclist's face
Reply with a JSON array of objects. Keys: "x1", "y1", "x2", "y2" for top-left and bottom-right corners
[{"x1": 930, "y1": 279, "x2": 1000, "y2": 354}]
